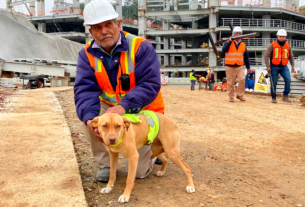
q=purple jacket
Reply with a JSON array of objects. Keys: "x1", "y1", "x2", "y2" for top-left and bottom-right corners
[{"x1": 74, "y1": 32, "x2": 161, "y2": 124}]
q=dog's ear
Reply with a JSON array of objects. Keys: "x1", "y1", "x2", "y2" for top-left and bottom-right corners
[
  {"x1": 90, "y1": 117, "x2": 99, "y2": 130},
  {"x1": 123, "y1": 117, "x2": 130, "y2": 131}
]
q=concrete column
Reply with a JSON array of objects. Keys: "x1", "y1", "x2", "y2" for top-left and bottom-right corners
[
  {"x1": 73, "y1": 0, "x2": 80, "y2": 8},
  {"x1": 164, "y1": 0, "x2": 170, "y2": 11},
  {"x1": 116, "y1": 0, "x2": 122, "y2": 22},
  {"x1": 138, "y1": 0, "x2": 146, "y2": 38},
  {"x1": 208, "y1": 0, "x2": 219, "y2": 7},
  {"x1": 192, "y1": 18, "x2": 198, "y2": 30},
  {"x1": 37, "y1": 0, "x2": 45, "y2": 16},
  {"x1": 163, "y1": 21, "x2": 170, "y2": 66},
  {"x1": 209, "y1": 11, "x2": 217, "y2": 67},
  {"x1": 173, "y1": 0, "x2": 178, "y2": 10},
  {"x1": 170, "y1": 38, "x2": 175, "y2": 65},
  {"x1": 156, "y1": 37, "x2": 162, "y2": 65},
  {"x1": 38, "y1": 22, "x2": 46, "y2": 32},
  {"x1": 286, "y1": 0, "x2": 292, "y2": 10},
  {"x1": 190, "y1": 0, "x2": 198, "y2": 10},
  {"x1": 263, "y1": 0, "x2": 271, "y2": 7},
  {"x1": 29, "y1": 2, "x2": 35, "y2": 16},
  {"x1": 262, "y1": 15, "x2": 271, "y2": 27},
  {"x1": 181, "y1": 38, "x2": 187, "y2": 65}
]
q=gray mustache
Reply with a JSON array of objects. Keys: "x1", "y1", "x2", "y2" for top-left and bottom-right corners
[{"x1": 100, "y1": 35, "x2": 113, "y2": 40}]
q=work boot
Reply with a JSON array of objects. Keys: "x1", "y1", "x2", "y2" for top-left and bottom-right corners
[
  {"x1": 272, "y1": 98, "x2": 277, "y2": 104},
  {"x1": 229, "y1": 98, "x2": 234, "y2": 102},
  {"x1": 282, "y1": 96, "x2": 291, "y2": 103},
  {"x1": 236, "y1": 95, "x2": 246, "y2": 101},
  {"x1": 96, "y1": 167, "x2": 110, "y2": 183}
]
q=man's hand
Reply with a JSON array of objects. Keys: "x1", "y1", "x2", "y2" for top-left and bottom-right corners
[
  {"x1": 87, "y1": 120, "x2": 103, "y2": 141},
  {"x1": 229, "y1": 37, "x2": 233, "y2": 42},
  {"x1": 291, "y1": 67, "x2": 295, "y2": 73},
  {"x1": 105, "y1": 105, "x2": 126, "y2": 115},
  {"x1": 247, "y1": 69, "x2": 255, "y2": 74},
  {"x1": 267, "y1": 67, "x2": 271, "y2": 72}
]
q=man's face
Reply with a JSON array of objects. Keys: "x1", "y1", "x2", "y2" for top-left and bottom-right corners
[
  {"x1": 89, "y1": 20, "x2": 121, "y2": 50},
  {"x1": 277, "y1": 36, "x2": 286, "y2": 42},
  {"x1": 233, "y1": 32, "x2": 242, "y2": 37}
]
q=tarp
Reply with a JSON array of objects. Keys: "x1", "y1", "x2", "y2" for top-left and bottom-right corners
[
  {"x1": 254, "y1": 69, "x2": 270, "y2": 94},
  {"x1": 0, "y1": 9, "x2": 83, "y2": 62}
]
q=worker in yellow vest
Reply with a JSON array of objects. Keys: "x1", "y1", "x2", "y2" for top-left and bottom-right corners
[
  {"x1": 265, "y1": 29, "x2": 295, "y2": 103},
  {"x1": 190, "y1": 69, "x2": 197, "y2": 90},
  {"x1": 222, "y1": 26, "x2": 254, "y2": 102}
]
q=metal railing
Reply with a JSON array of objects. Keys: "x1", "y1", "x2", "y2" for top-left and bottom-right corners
[
  {"x1": 222, "y1": 18, "x2": 305, "y2": 31},
  {"x1": 240, "y1": 38, "x2": 305, "y2": 48}
]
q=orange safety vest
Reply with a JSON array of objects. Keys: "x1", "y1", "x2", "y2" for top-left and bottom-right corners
[
  {"x1": 271, "y1": 41, "x2": 290, "y2": 66},
  {"x1": 225, "y1": 42, "x2": 246, "y2": 65},
  {"x1": 84, "y1": 31, "x2": 165, "y2": 113},
  {"x1": 206, "y1": 72, "x2": 216, "y2": 82}
]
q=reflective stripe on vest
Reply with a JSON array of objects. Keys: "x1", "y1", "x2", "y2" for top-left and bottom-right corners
[
  {"x1": 272, "y1": 41, "x2": 290, "y2": 66},
  {"x1": 225, "y1": 42, "x2": 246, "y2": 66}
]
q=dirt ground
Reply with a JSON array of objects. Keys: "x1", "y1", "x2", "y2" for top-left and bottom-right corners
[{"x1": 53, "y1": 86, "x2": 305, "y2": 207}]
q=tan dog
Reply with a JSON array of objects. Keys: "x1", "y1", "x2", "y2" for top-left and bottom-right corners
[{"x1": 91, "y1": 112, "x2": 195, "y2": 203}]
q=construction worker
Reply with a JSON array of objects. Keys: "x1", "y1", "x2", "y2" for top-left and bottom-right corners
[
  {"x1": 222, "y1": 26, "x2": 254, "y2": 102},
  {"x1": 207, "y1": 68, "x2": 216, "y2": 90},
  {"x1": 265, "y1": 29, "x2": 295, "y2": 103},
  {"x1": 74, "y1": 0, "x2": 164, "y2": 183},
  {"x1": 190, "y1": 69, "x2": 197, "y2": 90}
]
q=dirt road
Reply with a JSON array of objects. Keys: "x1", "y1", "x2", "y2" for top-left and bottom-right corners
[{"x1": 54, "y1": 86, "x2": 305, "y2": 207}]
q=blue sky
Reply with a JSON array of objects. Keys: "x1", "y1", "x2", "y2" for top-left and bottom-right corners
[{"x1": 1, "y1": 0, "x2": 305, "y2": 13}]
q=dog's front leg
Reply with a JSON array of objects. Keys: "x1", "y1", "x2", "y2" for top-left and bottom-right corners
[
  {"x1": 101, "y1": 151, "x2": 119, "y2": 194},
  {"x1": 118, "y1": 150, "x2": 139, "y2": 203}
]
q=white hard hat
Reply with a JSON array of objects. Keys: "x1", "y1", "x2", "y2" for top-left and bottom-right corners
[
  {"x1": 233, "y1": 26, "x2": 243, "y2": 34},
  {"x1": 83, "y1": 0, "x2": 119, "y2": 26},
  {"x1": 277, "y1": 29, "x2": 287, "y2": 36}
]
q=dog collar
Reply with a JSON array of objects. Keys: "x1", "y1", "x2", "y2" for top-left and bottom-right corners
[{"x1": 109, "y1": 137, "x2": 123, "y2": 147}]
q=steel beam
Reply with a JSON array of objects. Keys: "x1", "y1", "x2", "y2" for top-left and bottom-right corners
[{"x1": 3, "y1": 62, "x2": 66, "y2": 77}]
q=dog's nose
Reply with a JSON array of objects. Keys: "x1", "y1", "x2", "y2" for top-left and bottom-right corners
[{"x1": 109, "y1": 136, "x2": 116, "y2": 143}]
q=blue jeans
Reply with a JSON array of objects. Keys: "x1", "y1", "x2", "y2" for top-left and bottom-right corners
[{"x1": 270, "y1": 65, "x2": 291, "y2": 99}]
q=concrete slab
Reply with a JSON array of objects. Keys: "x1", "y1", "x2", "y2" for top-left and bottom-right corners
[{"x1": 0, "y1": 87, "x2": 87, "y2": 207}]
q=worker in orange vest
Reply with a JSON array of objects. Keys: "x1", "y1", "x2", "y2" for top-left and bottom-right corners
[
  {"x1": 206, "y1": 68, "x2": 216, "y2": 90},
  {"x1": 265, "y1": 29, "x2": 295, "y2": 103},
  {"x1": 222, "y1": 26, "x2": 254, "y2": 102},
  {"x1": 74, "y1": 0, "x2": 164, "y2": 183}
]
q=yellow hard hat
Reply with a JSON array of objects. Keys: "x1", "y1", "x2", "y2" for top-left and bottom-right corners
[{"x1": 207, "y1": 68, "x2": 210, "y2": 70}]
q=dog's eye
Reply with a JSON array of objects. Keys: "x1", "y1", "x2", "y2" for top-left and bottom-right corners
[
  {"x1": 116, "y1": 125, "x2": 121, "y2": 129},
  {"x1": 102, "y1": 125, "x2": 107, "y2": 128}
]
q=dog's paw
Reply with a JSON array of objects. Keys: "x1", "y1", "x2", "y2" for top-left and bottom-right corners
[
  {"x1": 186, "y1": 186, "x2": 195, "y2": 193},
  {"x1": 118, "y1": 195, "x2": 130, "y2": 203},
  {"x1": 155, "y1": 171, "x2": 165, "y2": 177},
  {"x1": 100, "y1": 185, "x2": 113, "y2": 194}
]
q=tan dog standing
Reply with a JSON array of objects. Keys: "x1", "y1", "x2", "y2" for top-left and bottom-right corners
[{"x1": 91, "y1": 112, "x2": 195, "y2": 203}]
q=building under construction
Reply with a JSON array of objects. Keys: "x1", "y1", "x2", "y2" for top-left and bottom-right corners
[
  {"x1": 2, "y1": 0, "x2": 305, "y2": 87},
  {"x1": 137, "y1": 0, "x2": 304, "y2": 82}
]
